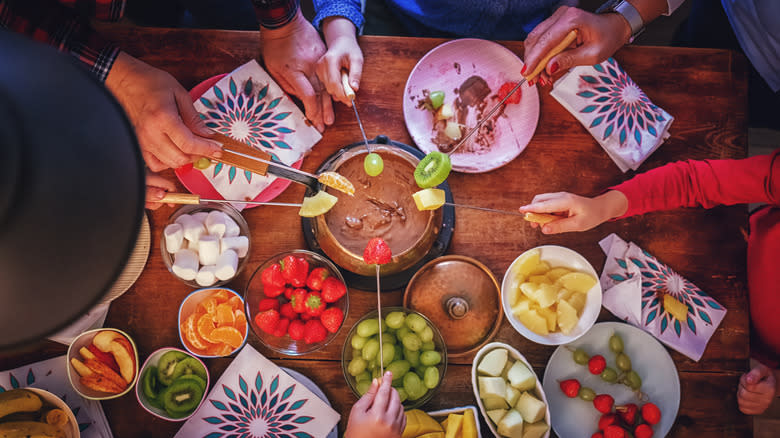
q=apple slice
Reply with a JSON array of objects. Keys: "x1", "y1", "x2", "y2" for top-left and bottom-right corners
[
  {"x1": 79, "y1": 346, "x2": 96, "y2": 361},
  {"x1": 70, "y1": 358, "x2": 93, "y2": 377},
  {"x1": 108, "y1": 338, "x2": 136, "y2": 383}
]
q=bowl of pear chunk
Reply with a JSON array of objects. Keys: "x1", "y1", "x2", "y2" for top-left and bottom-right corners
[{"x1": 472, "y1": 342, "x2": 550, "y2": 438}]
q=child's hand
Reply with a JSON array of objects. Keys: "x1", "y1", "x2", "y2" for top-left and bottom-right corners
[
  {"x1": 738, "y1": 363, "x2": 777, "y2": 415},
  {"x1": 344, "y1": 371, "x2": 406, "y2": 438},
  {"x1": 519, "y1": 190, "x2": 627, "y2": 234},
  {"x1": 317, "y1": 17, "x2": 364, "y2": 106}
]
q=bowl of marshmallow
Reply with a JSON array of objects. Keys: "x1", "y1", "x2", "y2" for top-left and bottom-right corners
[{"x1": 162, "y1": 203, "x2": 250, "y2": 287}]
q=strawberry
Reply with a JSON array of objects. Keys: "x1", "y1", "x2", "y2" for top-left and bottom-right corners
[
  {"x1": 288, "y1": 319, "x2": 305, "y2": 341},
  {"x1": 559, "y1": 379, "x2": 580, "y2": 398},
  {"x1": 257, "y1": 298, "x2": 280, "y2": 312},
  {"x1": 306, "y1": 267, "x2": 329, "y2": 290},
  {"x1": 303, "y1": 319, "x2": 328, "y2": 344},
  {"x1": 87, "y1": 344, "x2": 120, "y2": 374},
  {"x1": 598, "y1": 413, "x2": 618, "y2": 431},
  {"x1": 264, "y1": 284, "x2": 285, "y2": 298},
  {"x1": 588, "y1": 355, "x2": 607, "y2": 375},
  {"x1": 290, "y1": 289, "x2": 308, "y2": 313},
  {"x1": 593, "y1": 394, "x2": 614, "y2": 414},
  {"x1": 363, "y1": 238, "x2": 392, "y2": 265},
  {"x1": 304, "y1": 291, "x2": 325, "y2": 317},
  {"x1": 301, "y1": 312, "x2": 312, "y2": 322},
  {"x1": 497, "y1": 81, "x2": 522, "y2": 104},
  {"x1": 284, "y1": 287, "x2": 294, "y2": 300},
  {"x1": 272, "y1": 318, "x2": 290, "y2": 337},
  {"x1": 634, "y1": 424, "x2": 653, "y2": 438},
  {"x1": 641, "y1": 402, "x2": 661, "y2": 425},
  {"x1": 321, "y1": 277, "x2": 347, "y2": 303},
  {"x1": 603, "y1": 425, "x2": 626, "y2": 438},
  {"x1": 617, "y1": 403, "x2": 639, "y2": 426},
  {"x1": 254, "y1": 309, "x2": 280, "y2": 334},
  {"x1": 280, "y1": 255, "x2": 308, "y2": 287},
  {"x1": 592, "y1": 434, "x2": 604, "y2": 438},
  {"x1": 280, "y1": 302, "x2": 297, "y2": 320},
  {"x1": 261, "y1": 263, "x2": 285, "y2": 288},
  {"x1": 320, "y1": 307, "x2": 344, "y2": 333}
]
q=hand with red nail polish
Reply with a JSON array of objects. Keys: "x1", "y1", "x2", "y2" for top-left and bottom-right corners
[{"x1": 344, "y1": 371, "x2": 405, "y2": 438}]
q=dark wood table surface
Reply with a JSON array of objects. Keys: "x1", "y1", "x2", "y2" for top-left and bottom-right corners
[{"x1": 1, "y1": 27, "x2": 751, "y2": 437}]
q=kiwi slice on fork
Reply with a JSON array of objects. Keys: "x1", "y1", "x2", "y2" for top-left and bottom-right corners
[{"x1": 414, "y1": 151, "x2": 452, "y2": 188}]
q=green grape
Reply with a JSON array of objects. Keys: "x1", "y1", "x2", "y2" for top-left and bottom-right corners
[
  {"x1": 413, "y1": 367, "x2": 426, "y2": 380},
  {"x1": 616, "y1": 353, "x2": 632, "y2": 372},
  {"x1": 368, "y1": 357, "x2": 378, "y2": 370},
  {"x1": 420, "y1": 350, "x2": 442, "y2": 366},
  {"x1": 405, "y1": 314, "x2": 427, "y2": 333},
  {"x1": 387, "y1": 360, "x2": 411, "y2": 380},
  {"x1": 419, "y1": 326, "x2": 434, "y2": 343},
  {"x1": 385, "y1": 311, "x2": 406, "y2": 329},
  {"x1": 403, "y1": 372, "x2": 425, "y2": 401},
  {"x1": 362, "y1": 339, "x2": 380, "y2": 361},
  {"x1": 609, "y1": 333, "x2": 624, "y2": 353},
  {"x1": 401, "y1": 333, "x2": 422, "y2": 351},
  {"x1": 393, "y1": 345, "x2": 404, "y2": 361},
  {"x1": 391, "y1": 378, "x2": 404, "y2": 388},
  {"x1": 356, "y1": 380, "x2": 372, "y2": 395},
  {"x1": 364, "y1": 153, "x2": 384, "y2": 177},
  {"x1": 193, "y1": 157, "x2": 211, "y2": 170},
  {"x1": 382, "y1": 343, "x2": 395, "y2": 367},
  {"x1": 397, "y1": 327, "x2": 412, "y2": 343},
  {"x1": 423, "y1": 367, "x2": 440, "y2": 389},
  {"x1": 420, "y1": 341, "x2": 436, "y2": 351},
  {"x1": 428, "y1": 90, "x2": 445, "y2": 110},
  {"x1": 578, "y1": 387, "x2": 596, "y2": 401},
  {"x1": 397, "y1": 388, "x2": 409, "y2": 403},
  {"x1": 405, "y1": 349, "x2": 421, "y2": 367},
  {"x1": 572, "y1": 348, "x2": 589, "y2": 365},
  {"x1": 600, "y1": 367, "x2": 618, "y2": 383},
  {"x1": 355, "y1": 371, "x2": 371, "y2": 383},
  {"x1": 625, "y1": 370, "x2": 642, "y2": 390},
  {"x1": 351, "y1": 335, "x2": 367, "y2": 350},
  {"x1": 381, "y1": 331, "x2": 396, "y2": 345},
  {"x1": 357, "y1": 319, "x2": 380, "y2": 338},
  {"x1": 348, "y1": 358, "x2": 367, "y2": 376}
]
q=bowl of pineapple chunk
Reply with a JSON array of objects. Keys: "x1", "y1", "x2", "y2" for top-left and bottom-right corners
[
  {"x1": 501, "y1": 246, "x2": 601, "y2": 345},
  {"x1": 472, "y1": 342, "x2": 550, "y2": 438}
]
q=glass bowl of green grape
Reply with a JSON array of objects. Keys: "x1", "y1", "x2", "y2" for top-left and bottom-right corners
[{"x1": 341, "y1": 307, "x2": 447, "y2": 409}]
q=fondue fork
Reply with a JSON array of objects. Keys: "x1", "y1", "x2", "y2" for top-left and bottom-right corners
[
  {"x1": 155, "y1": 192, "x2": 302, "y2": 207},
  {"x1": 376, "y1": 264, "x2": 384, "y2": 376},
  {"x1": 341, "y1": 72, "x2": 373, "y2": 154}
]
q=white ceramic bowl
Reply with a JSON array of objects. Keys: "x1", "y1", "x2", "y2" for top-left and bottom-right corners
[
  {"x1": 22, "y1": 388, "x2": 80, "y2": 438},
  {"x1": 178, "y1": 287, "x2": 249, "y2": 358},
  {"x1": 471, "y1": 342, "x2": 550, "y2": 438},
  {"x1": 66, "y1": 328, "x2": 139, "y2": 400},
  {"x1": 501, "y1": 245, "x2": 602, "y2": 345},
  {"x1": 135, "y1": 347, "x2": 210, "y2": 421}
]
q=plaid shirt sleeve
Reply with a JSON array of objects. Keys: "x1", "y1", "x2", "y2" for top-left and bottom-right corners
[
  {"x1": 252, "y1": 0, "x2": 299, "y2": 29},
  {"x1": 0, "y1": 0, "x2": 125, "y2": 82}
]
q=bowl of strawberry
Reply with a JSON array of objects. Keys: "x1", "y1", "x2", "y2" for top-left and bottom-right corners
[{"x1": 244, "y1": 250, "x2": 349, "y2": 355}]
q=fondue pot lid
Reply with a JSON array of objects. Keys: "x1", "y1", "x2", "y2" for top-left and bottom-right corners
[
  {"x1": 403, "y1": 256, "x2": 502, "y2": 357},
  {"x1": 301, "y1": 135, "x2": 455, "y2": 291}
]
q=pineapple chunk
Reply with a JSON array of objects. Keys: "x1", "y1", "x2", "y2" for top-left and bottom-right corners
[
  {"x1": 462, "y1": 410, "x2": 478, "y2": 438},
  {"x1": 505, "y1": 386, "x2": 521, "y2": 406},
  {"x1": 412, "y1": 188, "x2": 446, "y2": 211},
  {"x1": 519, "y1": 282, "x2": 539, "y2": 301},
  {"x1": 663, "y1": 294, "x2": 689, "y2": 322},
  {"x1": 528, "y1": 275, "x2": 551, "y2": 285},
  {"x1": 556, "y1": 299, "x2": 579, "y2": 334},
  {"x1": 403, "y1": 410, "x2": 443, "y2": 438},
  {"x1": 497, "y1": 410, "x2": 524, "y2": 438},
  {"x1": 567, "y1": 292, "x2": 587, "y2": 314},
  {"x1": 513, "y1": 249, "x2": 541, "y2": 277},
  {"x1": 482, "y1": 396, "x2": 509, "y2": 410},
  {"x1": 486, "y1": 409, "x2": 508, "y2": 425},
  {"x1": 516, "y1": 308, "x2": 549, "y2": 335},
  {"x1": 522, "y1": 422, "x2": 549, "y2": 438},
  {"x1": 534, "y1": 284, "x2": 558, "y2": 309},
  {"x1": 511, "y1": 297, "x2": 533, "y2": 316},
  {"x1": 507, "y1": 361, "x2": 536, "y2": 391},
  {"x1": 556, "y1": 287, "x2": 575, "y2": 302},
  {"x1": 478, "y1": 348, "x2": 509, "y2": 377},
  {"x1": 444, "y1": 413, "x2": 463, "y2": 438},
  {"x1": 555, "y1": 272, "x2": 597, "y2": 294},
  {"x1": 478, "y1": 377, "x2": 507, "y2": 400},
  {"x1": 508, "y1": 285, "x2": 523, "y2": 307},
  {"x1": 536, "y1": 307, "x2": 557, "y2": 332},
  {"x1": 545, "y1": 267, "x2": 571, "y2": 282},
  {"x1": 528, "y1": 261, "x2": 551, "y2": 276},
  {"x1": 515, "y1": 392, "x2": 546, "y2": 423}
]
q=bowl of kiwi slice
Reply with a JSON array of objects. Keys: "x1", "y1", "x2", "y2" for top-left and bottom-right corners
[{"x1": 136, "y1": 347, "x2": 209, "y2": 421}]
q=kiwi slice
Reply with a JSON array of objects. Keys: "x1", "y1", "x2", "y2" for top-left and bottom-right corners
[
  {"x1": 142, "y1": 366, "x2": 161, "y2": 401},
  {"x1": 414, "y1": 151, "x2": 452, "y2": 188},
  {"x1": 157, "y1": 351, "x2": 188, "y2": 386},
  {"x1": 174, "y1": 374, "x2": 207, "y2": 393},
  {"x1": 171, "y1": 357, "x2": 208, "y2": 382},
  {"x1": 162, "y1": 379, "x2": 204, "y2": 417}
]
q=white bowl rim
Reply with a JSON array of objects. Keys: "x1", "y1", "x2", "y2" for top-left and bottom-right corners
[
  {"x1": 24, "y1": 387, "x2": 81, "y2": 438},
  {"x1": 177, "y1": 287, "x2": 249, "y2": 358},
  {"x1": 135, "y1": 346, "x2": 211, "y2": 422},
  {"x1": 500, "y1": 245, "x2": 603, "y2": 345},
  {"x1": 66, "y1": 327, "x2": 139, "y2": 401},
  {"x1": 471, "y1": 341, "x2": 551, "y2": 438}
]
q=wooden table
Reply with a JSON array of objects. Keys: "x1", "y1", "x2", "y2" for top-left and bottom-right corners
[{"x1": 1, "y1": 28, "x2": 751, "y2": 437}]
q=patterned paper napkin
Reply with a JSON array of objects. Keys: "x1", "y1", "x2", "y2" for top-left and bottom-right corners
[
  {"x1": 0, "y1": 356, "x2": 113, "y2": 438},
  {"x1": 551, "y1": 58, "x2": 674, "y2": 172},
  {"x1": 599, "y1": 234, "x2": 727, "y2": 361},
  {"x1": 175, "y1": 345, "x2": 340, "y2": 438},
  {"x1": 193, "y1": 60, "x2": 322, "y2": 203}
]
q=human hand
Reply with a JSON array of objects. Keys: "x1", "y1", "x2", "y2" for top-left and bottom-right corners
[
  {"x1": 519, "y1": 190, "x2": 627, "y2": 234},
  {"x1": 317, "y1": 17, "x2": 364, "y2": 106},
  {"x1": 262, "y1": 10, "x2": 333, "y2": 132},
  {"x1": 738, "y1": 363, "x2": 777, "y2": 415},
  {"x1": 105, "y1": 52, "x2": 222, "y2": 172},
  {"x1": 523, "y1": 6, "x2": 631, "y2": 86},
  {"x1": 145, "y1": 172, "x2": 177, "y2": 210},
  {"x1": 344, "y1": 371, "x2": 406, "y2": 438}
]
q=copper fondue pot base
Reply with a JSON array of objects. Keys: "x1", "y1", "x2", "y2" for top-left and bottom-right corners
[{"x1": 302, "y1": 136, "x2": 455, "y2": 291}]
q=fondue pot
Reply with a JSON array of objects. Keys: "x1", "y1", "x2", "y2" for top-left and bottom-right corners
[{"x1": 302, "y1": 136, "x2": 454, "y2": 290}]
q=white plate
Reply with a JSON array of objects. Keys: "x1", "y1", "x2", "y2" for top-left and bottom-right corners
[
  {"x1": 281, "y1": 367, "x2": 338, "y2": 438},
  {"x1": 542, "y1": 322, "x2": 680, "y2": 437}
]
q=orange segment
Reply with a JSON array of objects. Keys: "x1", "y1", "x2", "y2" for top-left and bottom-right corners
[
  {"x1": 209, "y1": 327, "x2": 244, "y2": 349},
  {"x1": 211, "y1": 289, "x2": 232, "y2": 303},
  {"x1": 206, "y1": 344, "x2": 233, "y2": 357},
  {"x1": 181, "y1": 312, "x2": 215, "y2": 352},
  {"x1": 318, "y1": 171, "x2": 355, "y2": 196},
  {"x1": 199, "y1": 297, "x2": 219, "y2": 314},
  {"x1": 215, "y1": 303, "x2": 236, "y2": 327},
  {"x1": 234, "y1": 310, "x2": 247, "y2": 337},
  {"x1": 227, "y1": 295, "x2": 243, "y2": 310},
  {"x1": 197, "y1": 313, "x2": 218, "y2": 343}
]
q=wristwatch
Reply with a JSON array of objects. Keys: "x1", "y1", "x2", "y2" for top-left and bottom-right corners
[{"x1": 596, "y1": 0, "x2": 645, "y2": 43}]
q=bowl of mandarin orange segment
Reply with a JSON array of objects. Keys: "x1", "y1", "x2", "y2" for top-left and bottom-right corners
[{"x1": 178, "y1": 287, "x2": 249, "y2": 357}]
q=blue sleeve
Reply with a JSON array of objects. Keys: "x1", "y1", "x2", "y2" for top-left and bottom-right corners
[{"x1": 312, "y1": 0, "x2": 364, "y2": 30}]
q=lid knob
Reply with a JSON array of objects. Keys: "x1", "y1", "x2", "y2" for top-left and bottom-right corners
[{"x1": 446, "y1": 297, "x2": 469, "y2": 319}]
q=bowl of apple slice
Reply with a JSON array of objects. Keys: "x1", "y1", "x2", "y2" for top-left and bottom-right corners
[{"x1": 67, "y1": 328, "x2": 139, "y2": 400}]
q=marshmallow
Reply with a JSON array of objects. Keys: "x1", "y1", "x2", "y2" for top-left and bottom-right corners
[
  {"x1": 205, "y1": 210, "x2": 227, "y2": 238},
  {"x1": 177, "y1": 214, "x2": 205, "y2": 243},
  {"x1": 221, "y1": 236, "x2": 249, "y2": 258},
  {"x1": 222, "y1": 212, "x2": 241, "y2": 237},
  {"x1": 192, "y1": 211, "x2": 209, "y2": 224},
  {"x1": 215, "y1": 249, "x2": 238, "y2": 280},
  {"x1": 198, "y1": 235, "x2": 220, "y2": 265},
  {"x1": 172, "y1": 249, "x2": 199, "y2": 281},
  {"x1": 163, "y1": 223, "x2": 184, "y2": 253},
  {"x1": 196, "y1": 265, "x2": 218, "y2": 287}
]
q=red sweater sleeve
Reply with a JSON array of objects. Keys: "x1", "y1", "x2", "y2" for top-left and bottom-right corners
[{"x1": 612, "y1": 149, "x2": 780, "y2": 218}]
